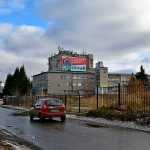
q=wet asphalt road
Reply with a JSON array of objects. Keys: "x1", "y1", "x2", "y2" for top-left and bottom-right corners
[{"x1": 1, "y1": 107, "x2": 150, "y2": 150}]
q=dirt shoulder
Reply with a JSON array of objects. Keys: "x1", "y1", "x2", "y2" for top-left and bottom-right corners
[{"x1": 0, "y1": 128, "x2": 41, "y2": 150}]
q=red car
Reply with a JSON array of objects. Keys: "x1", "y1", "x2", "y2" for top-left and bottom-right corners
[{"x1": 29, "y1": 98, "x2": 66, "y2": 122}]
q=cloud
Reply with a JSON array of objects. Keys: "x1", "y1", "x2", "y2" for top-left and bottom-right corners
[
  {"x1": 0, "y1": 23, "x2": 13, "y2": 36},
  {"x1": 0, "y1": 0, "x2": 27, "y2": 15},
  {"x1": 1, "y1": 0, "x2": 150, "y2": 82},
  {"x1": 34, "y1": 0, "x2": 150, "y2": 73},
  {"x1": 0, "y1": 23, "x2": 57, "y2": 81}
]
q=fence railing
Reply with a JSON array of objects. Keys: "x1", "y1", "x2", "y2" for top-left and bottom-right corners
[{"x1": 4, "y1": 83, "x2": 150, "y2": 114}]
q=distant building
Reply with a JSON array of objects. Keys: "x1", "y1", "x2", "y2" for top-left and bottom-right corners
[
  {"x1": 108, "y1": 73, "x2": 131, "y2": 86},
  {"x1": 48, "y1": 47, "x2": 93, "y2": 72},
  {"x1": 32, "y1": 71, "x2": 95, "y2": 96},
  {"x1": 32, "y1": 48, "x2": 134, "y2": 96},
  {"x1": 32, "y1": 72, "x2": 48, "y2": 96},
  {"x1": 96, "y1": 61, "x2": 108, "y2": 87},
  {"x1": 32, "y1": 48, "x2": 95, "y2": 96}
]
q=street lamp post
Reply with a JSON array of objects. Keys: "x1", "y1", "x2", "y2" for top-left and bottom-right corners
[
  {"x1": 96, "y1": 83, "x2": 99, "y2": 110},
  {"x1": 78, "y1": 90, "x2": 81, "y2": 113}
]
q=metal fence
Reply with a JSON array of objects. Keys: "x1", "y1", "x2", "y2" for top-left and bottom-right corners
[
  {"x1": 4, "y1": 83, "x2": 150, "y2": 114},
  {"x1": 5, "y1": 96, "x2": 36, "y2": 109},
  {"x1": 64, "y1": 83, "x2": 150, "y2": 113}
]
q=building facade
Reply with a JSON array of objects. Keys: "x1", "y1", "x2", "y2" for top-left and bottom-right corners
[
  {"x1": 32, "y1": 72, "x2": 48, "y2": 96},
  {"x1": 108, "y1": 73, "x2": 131, "y2": 86},
  {"x1": 32, "y1": 72, "x2": 96, "y2": 96},
  {"x1": 96, "y1": 61, "x2": 108, "y2": 87},
  {"x1": 32, "y1": 48, "x2": 134, "y2": 96}
]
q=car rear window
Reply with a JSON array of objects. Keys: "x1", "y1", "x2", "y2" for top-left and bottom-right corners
[
  {"x1": 35, "y1": 100, "x2": 44, "y2": 106},
  {"x1": 47, "y1": 99, "x2": 63, "y2": 106}
]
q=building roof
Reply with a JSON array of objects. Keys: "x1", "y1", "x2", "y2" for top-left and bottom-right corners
[
  {"x1": 33, "y1": 72, "x2": 48, "y2": 77},
  {"x1": 33, "y1": 71, "x2": 95, "y2": 77},
  {"x1": 49, "y1": 48, "x2": 93, "y2": 58},
  {"x1": 108, "y1": 73, "x2": 131, "y2": 76}
]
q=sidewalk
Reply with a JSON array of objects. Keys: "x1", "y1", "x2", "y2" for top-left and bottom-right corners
[
  {"x1": 1, "y1": 105, "x2": 29, "y2": 111},
  {"x1": 1, "y1": 105, "x2": 150, "y2": 133}
]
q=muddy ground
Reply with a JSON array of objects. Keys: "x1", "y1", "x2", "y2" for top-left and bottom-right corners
[{"x1": 0, "y1": 128, "x2": 41, "y2": 150}]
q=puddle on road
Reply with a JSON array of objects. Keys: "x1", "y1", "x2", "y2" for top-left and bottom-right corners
[{"x1": 6, "y1": 125, "x2": 13, "y2": 128}]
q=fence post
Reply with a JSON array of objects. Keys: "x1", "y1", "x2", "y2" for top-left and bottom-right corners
[
  {"x1": 96, "y1": 84, "x2": 99, "y2": 110},
  {"x1": 118, "y1": 83, "x2": 121, "y2": 107},
  {"x1": 78, "y1": 91, "x2": 80, "y2": 113},
  {"x1": 64, "y1": 90, "x2": 67, "y2": 108},
  {"x1": 65, "y1": 94, "x2": 67, "y2": 108}
]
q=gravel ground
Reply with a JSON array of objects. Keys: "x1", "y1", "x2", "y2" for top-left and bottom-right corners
[{"x1": 0, "y1": 128, "x2": 41, "y2": 150}]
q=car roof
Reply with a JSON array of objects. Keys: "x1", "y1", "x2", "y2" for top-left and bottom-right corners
[{"x1": 38, "y1": 98, "x2": 61, "y2": 101}]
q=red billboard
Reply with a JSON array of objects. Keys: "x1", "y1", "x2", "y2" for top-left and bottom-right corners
[
  {"x1": 61, "y1": 56, "x2": 88, "y2": 65},
  {"x1": 61, "y1": 56, "x2": 88, "y2": 71}
]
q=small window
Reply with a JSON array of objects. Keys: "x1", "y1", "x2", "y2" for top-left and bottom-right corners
[
  {"x1": 47, "y1": 99, "x2": 63, "y2": 106},
  {"x1": 60, "y1": 75, "x2": 63, "y2": 80},
  {"x1": 57, "y1": 83, "x2": 61, "y2": 87},
  {"x1": 78, "y1": 83, "x2": 82, "y2": 87}
]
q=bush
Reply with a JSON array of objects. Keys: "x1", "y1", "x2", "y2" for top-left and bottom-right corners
[
  {"x1": 86, "y1": 107, "x2": 137, "y2": 121},
  {"x1": 86, "y1": 107, "x2": 114, "y2": 119}
]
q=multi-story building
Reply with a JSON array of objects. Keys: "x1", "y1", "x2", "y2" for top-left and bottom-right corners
[
  {"x1": 96, "y1": 61, "x2": 108, "y2": 87},
  {"x1": 32, "y1": 48, "x2": 95, "y2": 96},
  {"x1": 32, "y1": 48, "x2": 133, "y2": 96},
  {"x1": 32, "y1": 72, "x2": 48, "y2": 96},
  {"x1": 32, "y1": 71, "x2": 95, "y2": 96},
  {"x1": 48, "y1": 47, "x2": 93, "y2": 72}
]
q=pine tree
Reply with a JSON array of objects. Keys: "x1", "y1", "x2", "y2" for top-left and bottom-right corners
[
  {"x1": 3, "y1": 66, "x2": 31, "y2": 96},
  {"x1": 19, "y1": 66, "x2": 31, "y2": 95},
  {"x1": 3, "y1": 74, "x2": 13, "y2": 96},
  {"x1": 13, "y1": 67, "x2": 20, "y2": 96},
  {"x1": 135, "y1": 65, "x2": 148, "y2": 82}
]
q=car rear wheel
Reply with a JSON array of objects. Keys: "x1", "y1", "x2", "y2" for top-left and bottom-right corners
[
  {"x1": 39, "y1": 113, "x2": 45, "y2": 121},
  {"x1": 61, "y1": 116, "x2": 66, "y2": 122},
  {"x1": 30, "y1": 115, "x2": 34, "y2": 121}
]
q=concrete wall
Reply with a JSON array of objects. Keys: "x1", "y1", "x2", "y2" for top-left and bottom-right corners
[
  {"x1": 33, "y1": 72, "x2": 95, "y2": 96},
  {"x1": 99, "y1": 67, "x2": 108, "y2": 87},
  {"x1": 32, "y1": 72, "x2": 48, "y2": 96},
  {"x1": 96, "y1": 61, "x2": 108, "y2": 87},
  {"x1": 108, "y1": 73, "x2": 131, "y2": 86},
  {"x1": 47, "y1": 72, "x2": 95, "y2": 95}
]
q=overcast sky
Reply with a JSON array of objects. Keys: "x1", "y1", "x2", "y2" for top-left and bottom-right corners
[{"x1": 0, "y1": 0, "x2": 150, "y2": 82}]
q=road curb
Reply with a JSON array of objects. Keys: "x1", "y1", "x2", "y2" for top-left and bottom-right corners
[
  {"x1": 1, "y1": 105, "x2": 29, "y2": 111},
  {"x1": 66, "y1": 114, "x2": 150, "y2": 133}
]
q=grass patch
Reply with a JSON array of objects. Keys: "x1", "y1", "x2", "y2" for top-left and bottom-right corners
[{"x1": 86, "y1": 107, "x2": 137, "y2": 122}]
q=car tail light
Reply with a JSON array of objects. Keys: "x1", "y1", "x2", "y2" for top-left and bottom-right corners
[
  {"x1": 43, "y1": 104, "x2": 47, "y2": 109},
  {"x1": 42, "y1": 101, "x2": 48, "y2": 111},
  {"x1": 60, "y1": 105, "x2": 65, "y2": 112}
]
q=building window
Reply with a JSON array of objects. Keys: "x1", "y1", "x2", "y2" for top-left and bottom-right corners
[
  {"x1": 73, "y1": 83, "x2": 76, "y2": 87},
  {"x1": 57, "y1": 84, "x2": 61, "y2": 87},
  {"x1": 60, "y1": 75, "x2": 64, "y2": 80},
  {"x1": 78, "y1": 83, "x2": 82, "y2": 87},
  {"x1": 73, "y1": 76, "x2": 78, "y2": 79}
]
